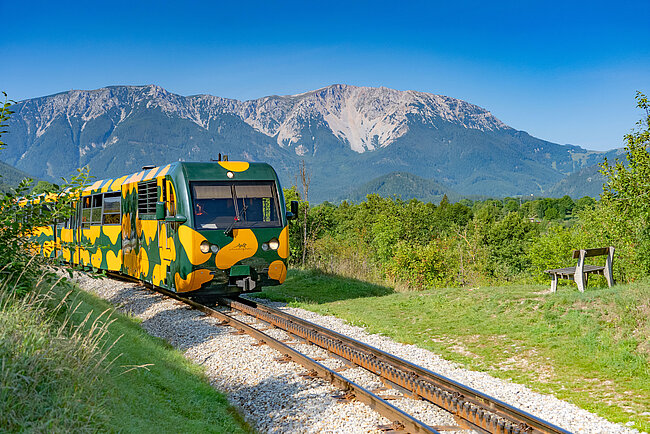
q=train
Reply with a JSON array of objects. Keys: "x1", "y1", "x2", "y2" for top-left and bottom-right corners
[{"x1": 30, "y1": 160, "x2": 298, "y2": 298}]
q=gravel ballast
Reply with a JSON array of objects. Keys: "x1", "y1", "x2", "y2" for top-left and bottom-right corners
[{"x1": 69, "y1": 272, "x2": 642, "y2": 434}]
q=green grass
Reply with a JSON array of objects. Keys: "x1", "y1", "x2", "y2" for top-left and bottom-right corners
[
  {"x1": 1, "y1": 275, "x2": 251, "y2": 433},
  {"x1": 258, "y1": 269, "x2": 650, "y2": 431},
  {"x1": 1, "y1": 288, "x2": 109, "y2": 432},
  {"x1": 58, "y1": 280, "x2": 252, "y2": 434}
]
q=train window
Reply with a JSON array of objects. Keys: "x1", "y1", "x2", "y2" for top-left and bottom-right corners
[
  {"x1": 81, "y1": 194, "x2": 104, "y2": 228},
  {"x1": 102, "y1": 193, "x2": 121, "y2": 225},
  {"x1": 166, "y1": 180, "x2": 177, "y2": 217},
  {"x1": 195, "y1": 185, "x2": 231, "y2": 199},
  {"x1": 191, "y1": 183, "x2": 236, "y2": 229},
  {"x1": 91, "y1": 207, "x2": 102, "y2": 224},
  {"x1": 137, "y1": 180, "x2": 157, "y2": 215},
  {"x1": 191, "y1": 181, "x2": 280, "y2": 230},
  {"x1": 81, "y1": 196, "x2": 91, "y2": 229},
  {"x1": 234, "y1": 184, "x2": 279, "y2": 225}
]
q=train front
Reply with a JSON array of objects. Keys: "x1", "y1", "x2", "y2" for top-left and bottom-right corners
[{"x1": 172, "y1": 161, "x2": 293, "y2": 297}]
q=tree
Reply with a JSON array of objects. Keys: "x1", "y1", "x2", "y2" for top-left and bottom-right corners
[
  {"x1": 0, "y1": 92, "x2": 12, "y2": 151},
  {"x1": 32, "y1": 181, "x2": 56, "y2": 195},
  {"x1": 590, "y1": 91, "x2": 650, "y2": 279},
  {"x1": 0, "y1": 93, "x2": 89, "y2": 294},
  {"x1": 298, "y1": 160, "x2": 311, "y2": 267},
  {"x1": 600, "y1": 92, "x2": 650, "y2": 217}
]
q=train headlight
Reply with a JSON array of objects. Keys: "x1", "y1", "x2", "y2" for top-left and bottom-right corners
[
  {"x1": 210, "y1": 244, "x2": 220, "y2": 254},
  {"x1": 200, "y1": 241, "x2": 210, "y2": 253},
  {"x1": 268, "y1": 238, "x2": 280, "y2": 250}
]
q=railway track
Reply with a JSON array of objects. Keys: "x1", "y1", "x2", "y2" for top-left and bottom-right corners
[{"x1": 136, "y1": 280, "x2": 571, "y2": 434}]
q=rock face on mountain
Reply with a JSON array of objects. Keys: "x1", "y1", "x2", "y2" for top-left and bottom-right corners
[{"x1": 4, "y1": 84, "x2": 614, "y2": 201}]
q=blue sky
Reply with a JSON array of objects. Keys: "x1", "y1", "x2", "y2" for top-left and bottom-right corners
[{"x1": 2, "y1": 0, "x2": 648, "y2": 151}]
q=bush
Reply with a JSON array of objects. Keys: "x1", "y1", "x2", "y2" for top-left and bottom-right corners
[{"x1": 385, "y1": 239, "x2": 458, "y2": 290}]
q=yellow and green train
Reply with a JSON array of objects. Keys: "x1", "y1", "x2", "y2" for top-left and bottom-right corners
[{"x1": 32, "y1": 161, "x2": 297, "y2": 297}]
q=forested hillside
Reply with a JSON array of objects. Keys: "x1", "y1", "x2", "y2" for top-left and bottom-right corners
[{"x1": 0, "y1": 160, "x2": 34, "y2": 193}]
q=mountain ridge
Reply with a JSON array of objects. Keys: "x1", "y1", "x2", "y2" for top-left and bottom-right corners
[{"x1": 4, "y1": 84, "x2": 620, "y2": 202}]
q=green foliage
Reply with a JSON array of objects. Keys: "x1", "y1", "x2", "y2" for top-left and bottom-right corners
[
  {"x1": 0, "y1": 93, "x2": 91, "y2": 294},
  {"x1": 482, "y1": 212, "x2": 539, "y2": 278},
  {"x1": 385, "y1": 239, "x2": 457, "y2": 289},
  {"x1": 601, "y1": 92, "x2": 650, "y2": 216},
  {"x1": 0, "y1": 169, "x2": 89, "y2": 294},
  {"x1": 0, "y1": 92, "x2": 13, "y2": 152},
  {"x1": 32, "y1": 180, "x2": 56, "y2": 195},
  {"x1": 594, "y1": 92, "x2": 650, "y2": 280},
  {"x1": 528, "y1": 225, "x2": 586, "y2": 281}
]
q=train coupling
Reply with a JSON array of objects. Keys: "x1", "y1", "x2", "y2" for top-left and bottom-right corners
[{"x1": 234, "y1": 277, "x2": 256, "y2": 291}]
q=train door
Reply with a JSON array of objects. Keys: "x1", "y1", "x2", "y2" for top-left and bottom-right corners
[
  {"x1": 121, "y1": 184, "x2": 138, "y2": 277},
  {"x1": 159, "y1": 177, "x2": 177, "y2": 288}
]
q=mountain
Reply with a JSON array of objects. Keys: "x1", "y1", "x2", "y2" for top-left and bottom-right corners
[
  {"x1": 341, "y1": 171, "x2": 456, "y2": 203},
  {"x1": 0, "y1": 160, "x2": 36, "y2": 193},
  {"x1": 4, "y1": 84, "x2": 618, "y2": 202},
  {"x1": 547, "y1": 148, "x2": 624, "y2": 198}
]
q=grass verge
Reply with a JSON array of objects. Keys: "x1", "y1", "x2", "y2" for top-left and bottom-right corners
[
  {"x1": 1, "y1": 275, "x2": 251, "y2": 433},
  {"x1": 258, "y1": 268, "x2": 650, "y2": 431}
]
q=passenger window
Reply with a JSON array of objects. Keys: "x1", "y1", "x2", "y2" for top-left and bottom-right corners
[
  {"x1": 102, "y1": 192, "x2": 121, "y2": 225},
  {"x1": 81, "y1": 196, "x2": 92, "y2": 229}
]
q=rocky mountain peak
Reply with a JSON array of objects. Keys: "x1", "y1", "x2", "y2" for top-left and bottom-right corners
[
  {"x1": 13, "y1": 83, "x2": 510, "y2": 154},
  {"x1": 231, "y1": 84, "x2": 509, "y2": 153}
]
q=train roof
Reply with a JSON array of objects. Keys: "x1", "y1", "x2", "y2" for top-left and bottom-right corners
[{"x1": 81, "y1": 161, "x2": 278, "y2": 196}]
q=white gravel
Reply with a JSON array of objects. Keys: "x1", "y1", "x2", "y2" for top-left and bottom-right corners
[{"x1": 67, "y1": 272, "x2": 643, "y2": 434}]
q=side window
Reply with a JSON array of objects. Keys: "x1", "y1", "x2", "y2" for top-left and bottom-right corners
[
  {"x1": 81, "y1": 196, "x2": 92, "y2": 229},
  {"x1": 102, "y1": 192, "x2": 121, "y2": 225},
  {"x1": 91, "y1": 195, "x2": 103, "y2": 225},
  {"x1": 166, "y1": 180, "x2": 176, "y2": 217}
]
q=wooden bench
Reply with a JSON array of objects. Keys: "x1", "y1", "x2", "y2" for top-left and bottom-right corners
[{"x1": 545, "y1": 247, "x2": 615, "y2": 292}]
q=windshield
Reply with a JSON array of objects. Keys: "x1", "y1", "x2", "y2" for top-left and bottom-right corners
[{"x1": 191, "y1": 181, "x2": 281, "y2": 230}]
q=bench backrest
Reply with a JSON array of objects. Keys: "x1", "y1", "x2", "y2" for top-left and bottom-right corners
[{"x1": 572, "y1": 247, "x2": 613, "y2": 259}]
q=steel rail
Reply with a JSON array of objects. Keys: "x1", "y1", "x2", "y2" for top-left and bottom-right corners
[
  {"x1": 224, "y1": 297, "x2": 572, "y2": 434},
  {"x1": 140, "y1": 285, "x2": 439, "y2": 434}
]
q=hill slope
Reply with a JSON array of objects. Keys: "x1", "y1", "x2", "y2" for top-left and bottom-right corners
[
  {"x1": 341, "y1": 171, "x2": 456, "y2": 203},
  {"x1": 0, "y1": 160, "x2": 35, "y2": 193}
]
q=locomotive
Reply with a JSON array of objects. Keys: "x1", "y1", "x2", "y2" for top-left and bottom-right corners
[{"x1": 32, "y1": 161, "x2": 298, "y2": 297}]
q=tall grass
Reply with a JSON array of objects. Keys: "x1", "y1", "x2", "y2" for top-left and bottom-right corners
[{"x1": 0, "y1": 276, "x2": 114, "y2": 432}]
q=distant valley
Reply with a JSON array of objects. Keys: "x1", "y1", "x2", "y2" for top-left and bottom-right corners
[{"x1": 3, "y1": 84, "x2": 623, "y2": 202}]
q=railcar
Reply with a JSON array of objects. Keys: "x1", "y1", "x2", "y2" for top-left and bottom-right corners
[{"x1": 31, "y1": 161, "x2": 298, "y2": 297}]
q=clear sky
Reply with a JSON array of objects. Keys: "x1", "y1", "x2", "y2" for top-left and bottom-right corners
[{"x1": 2, "y1": 0, "x2": 648, "y2": 151}]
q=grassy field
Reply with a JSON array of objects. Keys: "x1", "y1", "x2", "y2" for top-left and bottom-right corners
[
  {"x1": 62, "y1": 281, "x2": 252, "y2": 433},
  {"x1": 1, "y1": 277, "x2": 251, "y2": 433},
  {"x1": 257, "y1": 269, "x2": 650, "y2": 431}
]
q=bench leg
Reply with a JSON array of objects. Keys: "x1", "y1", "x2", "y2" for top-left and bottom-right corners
[
  {"x1": 550, "y1": 274, "x2": 558, "y2": 292},
  {"x1": 604, "y1": 246, "x2": 615, "y2": 287},
  {"x1": 574, "y1": 272, "x2": 585, "y2": 293}
]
